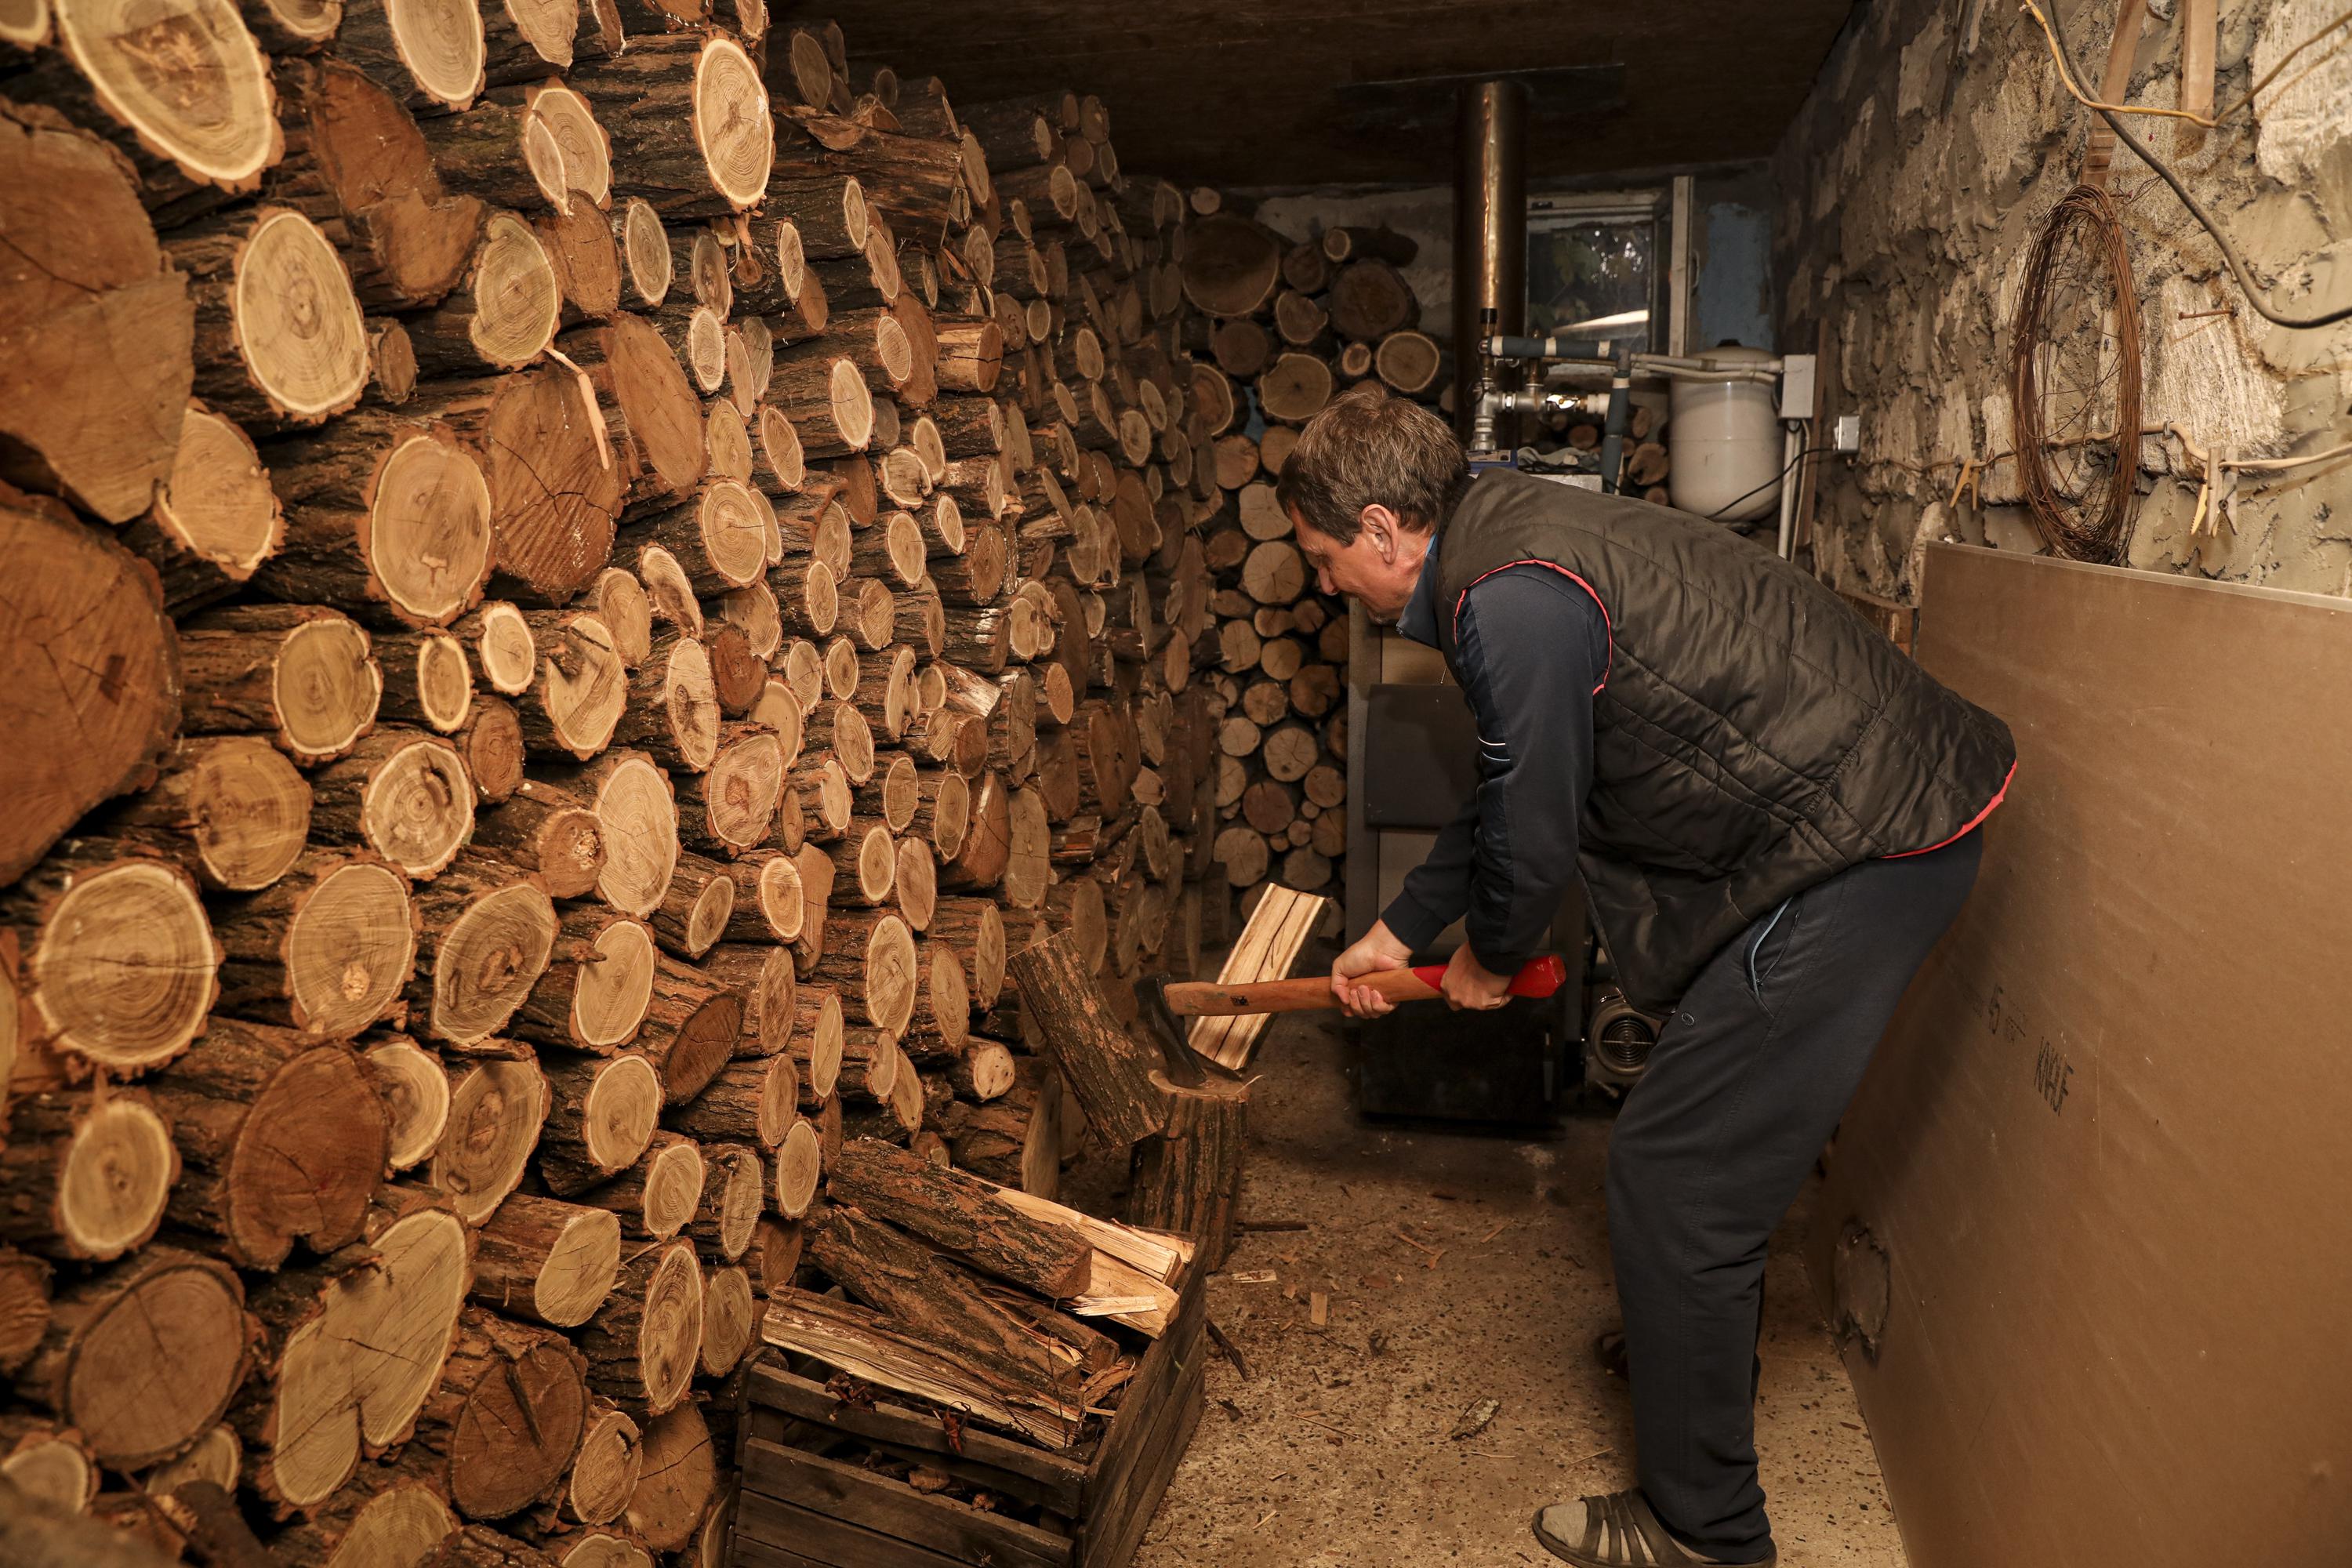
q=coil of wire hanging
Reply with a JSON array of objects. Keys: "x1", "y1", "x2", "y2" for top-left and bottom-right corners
[{"x1": 2011, "y1": 183, "x2": 2143, "y2": 563}]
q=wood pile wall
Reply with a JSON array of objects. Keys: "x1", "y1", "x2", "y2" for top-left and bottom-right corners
[{"x1": 0, "y1": 5, "x2": 1342, "y2": 1562}]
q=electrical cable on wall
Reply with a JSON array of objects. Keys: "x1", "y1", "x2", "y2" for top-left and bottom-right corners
[{"x1": 2039, "y1": 0, "x2": 2352, "y2": 330}]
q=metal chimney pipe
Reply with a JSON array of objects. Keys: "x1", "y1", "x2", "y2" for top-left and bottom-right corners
[{"x1": 1453, "y1": 78, "x2": 1528, "y2": 441}]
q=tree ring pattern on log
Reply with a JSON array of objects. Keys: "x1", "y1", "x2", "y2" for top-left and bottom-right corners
[
  {"x1": 384, "y1": 0, "x2": 485, "y2": 108},
  {"x1": 430, "y1": 882, "x2": 557, "y2": 1044},
  {"x1": 692, "y1": 37, "x2": 771, "y2": 210},
  {"x1": 264, "y1": 1203, "x2": 469, "y2": 1507},
  {"x1": 470, "y1": 211, "x2": 562, "y2": 368},
  {"x1": 50, "y1": 1249, "x2": 249, "y2": 1467},
  {"x1": 270, "y1": 615, "x2": 381, "y2": 762},
  {"x1": 434, "y1": 1057, "x2": 547, "y2": 1221},
  {"x1": 152, "y1": 407, "x2": 283, "y2": 587},
  {"x1": 287, "y1": 859, "x2": 416, "y2": 1037},
  {"x1": 581, "y1": 1052, "x2": 659, "y2": 1172},
  {"x1": 361, "y1": 737, "x2": 474, "y2": 877},
  {"x1": 365, "y1": 1036, "x2": 450, "y2": 1169},
  {"x1": 234, "y1": 210, "x2": 372, "y2": 423},
  {"x1": 375, "y1": 431, "x2": 495, "y2": 626},
  {"x1": 532, "y1": 83, "x2": 608, "y2": 207},
  {"x1": 54, "y1": 0, "x2": 278, "y2": 187},
  {"x1": 591, "y1": 755, "x2": 677, "y2": 917},
  {"x1": 575, "y1": 917, "x2": 655, "y2": 1048},
  {"x1": 27, "y1": 860, "x2": 218, "y2": 1073}
]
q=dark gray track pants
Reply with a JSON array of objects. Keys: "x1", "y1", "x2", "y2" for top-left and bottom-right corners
[{"x1": 1607, "y1": 831, "x2": 1985, "y2": 1560}]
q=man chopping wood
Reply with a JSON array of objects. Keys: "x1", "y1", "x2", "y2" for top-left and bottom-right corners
[{"x1": 1283, "y1": 385, "x2": 2015, "y2": 1568}]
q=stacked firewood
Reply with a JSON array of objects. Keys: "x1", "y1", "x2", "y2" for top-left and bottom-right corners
[
  {"x1": 1171, "y1": 212, "x2": 1438, "y2": 909},
  {"x1": 0, "y1": 7, "x2": 1273, "y2": 1564}
]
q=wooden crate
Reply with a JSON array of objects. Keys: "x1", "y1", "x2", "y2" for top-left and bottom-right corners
[{"x1": 733, "y1": 1266, "x2": 1207, "y2": 1568}]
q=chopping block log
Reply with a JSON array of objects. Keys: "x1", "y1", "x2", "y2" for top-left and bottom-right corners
[{"x1": 1128, "y1": 1068, "x2": 1249, "y2": 1270}]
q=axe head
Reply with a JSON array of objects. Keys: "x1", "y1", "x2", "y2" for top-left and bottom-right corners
[{"x1": 1131, "y1": 976, "x2": 1234, "y2": 1088}]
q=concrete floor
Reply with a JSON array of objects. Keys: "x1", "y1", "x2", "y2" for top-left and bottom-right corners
[{"x1": 1123, "y1": 1004, "x2": 1909, "y2": 1568}]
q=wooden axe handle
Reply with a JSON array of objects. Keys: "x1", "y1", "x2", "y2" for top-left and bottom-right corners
[{"x1": 1161, "y1": 955, "x2": 1566, "y2": 1017}]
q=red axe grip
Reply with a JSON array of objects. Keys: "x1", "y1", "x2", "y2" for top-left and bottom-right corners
[{"x1": 1161, "y1": 953, "x2": 1567, "y2": 1017}]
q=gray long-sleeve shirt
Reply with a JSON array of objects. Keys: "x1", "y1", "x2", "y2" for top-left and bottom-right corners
[{"x1": 1379, "y1": 547, "x2": 1609, "y2": 972}]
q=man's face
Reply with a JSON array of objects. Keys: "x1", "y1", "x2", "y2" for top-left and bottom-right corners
[{"x1": 1292, "y1": 503, "x2": 1428, "y2": 624}]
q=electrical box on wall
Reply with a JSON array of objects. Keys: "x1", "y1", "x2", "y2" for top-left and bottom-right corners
[{"x1": 1778, "y1": 353, "x2": 1817, "y2": 421}]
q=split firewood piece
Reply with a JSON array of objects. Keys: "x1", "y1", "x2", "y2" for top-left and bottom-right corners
[
  {"x1": 267, "y1": 1464, "x2": 459, "y2": 1565},
  {"x1": 934, "y1": 1061, "x2": 1059, "y2": 1198},
  {"x1": 408, "y1": 858, "x2": 558, "y2": 1047},
  {"x1": 637, "y1": 956, "x2": 745, "y2": 1103},
  {"x1": 470, "y1": 1192, "x2": 619, "y2": 1331},
  {"x1": 805, "y1": 1207, "x2": 1100, "y2": 1427},
  {"x1": 144, "y1": 1011, "x2": 386, "y2": 1269},
  {"x1": 470, "y1": 777, "x2": 604, "y2": 898},
  {"x1": 107, "y1": 737, "x2": 310, "y2": 894},
  {"x1": 2, "y1": 846, "x2": 219, "y2": 1075},
  {"x1": 374, "y1": 631, "x2": 475, "y2": 735},
  {"x1": 700, "y1": 943, "x2": 797, "y2": 1058},
  {"x1": 238, "y1": 1191, "x2": 472, "y2": 1512},
  {"x1": 939, "y1": 768, "x2": 1011, "y2": 891},
  {"x1": 362, "y1": 1036, "x2": 451, "y2": 1174},
  {"x1": 576, "y1": 34, "x2": 771, "y2": 216},
  {"x1": 21, "y1": 1246, "x2": 249, "y2": 1471},
  {"x1": 687, "y1": 1142, "x2": 764, "y2": 1263},
  {"x1": 579, "y1": 1236, "x2": 703, "y2": 1417},
  {"x1": 826, "y1": 1138, "x2": 1091, "y2": 1297},
  {"x1": 431, "y1": 1055, "x2": 550, "y2": 1225},
  {"x1": 612, "y1": 631, "x2": 720, "y2": 774},
  {"x1": 181, "y1": 604, "x2": 383, "y2": 765},
  {"x1": 0, "y1": 1089, "x2": 180, "y2": 1262},
  {"x1": 757, "y1": 1285, "x2": 1083, "y2": 1450},
  {"x1": 541, "y1": 750, "x2": 679, "y2": 920},
  {"x1": 308, "y1": 728, "x2": 476, "y2": 880},
  {"x1": 539, "y1": 1053, "x2": 662, "y2": 1196},
  {"x1": 406, "y1": 1306, "x2": 590, "y2": 1522},
  {"x1": 677, "y1": 723, "x2": 786, "y2": 855},
  {"x1": 165, "y1": 206, "x2": 371, "y2": 430},
  {"x1": 580, "y1": 1131, "x2": 704, "y2": 1240},
  {"x1": 126, "y1": 404, "x2": 282, "y2": 615},
  {"x1": 339, "y1": 0, "x2": 485, "y2": 112},
  {"x1": 652, "y1": 851, "x2": 734, "y2": 961},
  {"x1": 810, "y1": 909, "x2": 917, "y2": 1033},
  {"x1": 212, "y1": 849, "x2": 416, "y2": 1041},
  {"x1": 512, "y1": 906, "x2": 656, "y2": 1054},
  {"x1": 1007, "y1": 928, "x2": 1166, "y2": 1146},
  {"x1": 562, "y1": 1402, "x2": 642, "y2": 1527}
]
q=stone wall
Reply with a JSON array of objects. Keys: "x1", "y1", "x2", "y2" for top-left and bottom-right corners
[{"x1": 1772, "y1": 0, "x2": 2352, "y2": 601}]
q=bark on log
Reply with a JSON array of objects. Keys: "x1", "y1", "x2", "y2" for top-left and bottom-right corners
[
  {"x1": 432, "y1": 1055, "x2": 550, "y2": 1223},
  {"x1": 512, "y1": 906, "x2": 655, "y2": 1054},
  {"x1": 212, "y1": 849, "x2": 416, "y2": 1040},
  {"x1": 2, "y1": 846, "x2": 220, "y2": 1075},
  {"x1": 408, "y1": 1306, "x2": 590, "y2": 1520},
  {"x1": 23, "y1": 1246, "x2": 249, "y2": 1470},
  {"x1": 579, "y1": 1131, "x2": 704, "y2": 1240},
  {"x1": 150, "y1": 1016, "x2": 389, "y2": 1268},
  {"x1": 1128, "y1": 1069, "x2": 1248, "y2": 1270},
  {"x1": 106, "y1": 736, "x2": 310, "y2": 894},
  {"x1": 637, "y1": 956, "x2": 744, "y2": 1103},
  {"x1": 308, "y1": 728, "x2": 475, "y2": 881},
  {"x1": 578, "y1": 1237, "x2": 702, "y2": 1417},
  {"x1": 408, "y1": 858, "x2": 558, "y2": 1047},
  {"x1": 537, "y1": 1051, "x2": 661, "y2": 1196},
  {"x1": 1007, "y1": 929, "x2": 1164, "y2": 1147},
  {"x1": 826, "y1": 1138, "x2": 1091, "y2": 1298},
  {"x1": 0, "y1": 1091, "x2": 180, "y2": 1263},
  {"x1": 470, "y1": 1192, "x2": 620, "y2": 1330}
]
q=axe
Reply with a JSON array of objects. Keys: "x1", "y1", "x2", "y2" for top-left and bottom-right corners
[{"x1": 1133, "y1": 955, "x2": 1570, "y2": 1087}]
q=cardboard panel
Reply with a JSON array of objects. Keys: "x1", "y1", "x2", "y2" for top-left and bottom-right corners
[{"x1": 1815, "y1": 545, "x2": 2352, "y2": 1567}]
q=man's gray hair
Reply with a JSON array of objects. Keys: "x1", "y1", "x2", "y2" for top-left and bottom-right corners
[{"x1": 1275, "y1": 383, "x2": 1468, "y2": 544}]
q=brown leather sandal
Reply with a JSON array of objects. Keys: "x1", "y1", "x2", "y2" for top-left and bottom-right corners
[{"x1": 1531, "y1": 1490, "x2": 1775, "y2": 1568}]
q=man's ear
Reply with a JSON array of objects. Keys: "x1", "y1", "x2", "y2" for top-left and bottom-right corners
[{"x1": 1360, "y1": 503, "x2": 1399, "y2": 560}]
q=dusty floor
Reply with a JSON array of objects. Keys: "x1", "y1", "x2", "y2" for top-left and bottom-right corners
[{"x1": 1121, "y1": 1002, "x2": 1908, "y2": 1568}]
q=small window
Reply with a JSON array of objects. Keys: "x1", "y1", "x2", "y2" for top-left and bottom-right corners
[{"x1": 1526, "y1": 191, "x2": 1668, "y2": 359}]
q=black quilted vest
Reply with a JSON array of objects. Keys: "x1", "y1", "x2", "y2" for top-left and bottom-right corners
[{"x1": 1432, "y1": 468, "x2": 2016, "y2": 1010}]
